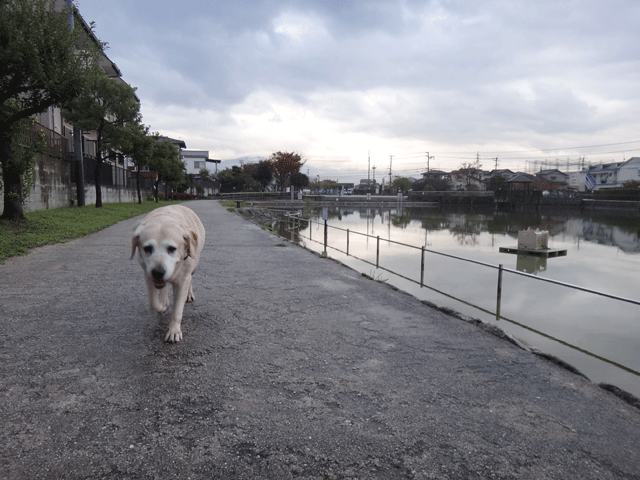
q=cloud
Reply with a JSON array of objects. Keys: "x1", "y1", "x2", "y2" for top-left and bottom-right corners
[{"x1": 79, "y1": 0, "x2": 640, "y2": 174}]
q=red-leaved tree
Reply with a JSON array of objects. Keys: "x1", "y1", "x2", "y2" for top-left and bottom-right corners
[{"x1": 267, "y1": 151, "x2": 305, "y2": 191}]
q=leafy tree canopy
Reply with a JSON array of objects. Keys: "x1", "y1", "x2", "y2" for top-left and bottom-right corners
[
  {"x1": 392, "y1": 176, "x2": 412, "y2": 192},
  {"x1": 1, "y1": 0, "x2": 100, "y2": 218},
  {"x1": 267, "y1": 151, "x2": 305, "y2": 190},
  {"x1": 62, "y1": 70, "x2": 140, "y2": 207},
  {"x1": 252, "y1": 160, "x2": 273, "y2": 191},
  {"x1": 290, "y1": 172, "x2": 309, "y2": 190},
  {"x1": 147, "y1": 138, "x2": 185, "y2": 201}
]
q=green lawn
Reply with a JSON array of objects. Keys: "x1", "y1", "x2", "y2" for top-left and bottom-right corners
[{"x1": 0, "y1": 201, "x2": 182, "y2": 262}]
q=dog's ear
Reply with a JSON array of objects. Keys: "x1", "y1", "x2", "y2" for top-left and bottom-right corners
[
  {"x1": 131, "y1": 235, "x2": 140, "y2": 259},
  {"x1": 183, "y1": 231, "x2": 198, "y2": 259},
  {"x1": 183, "y1": 235, "x2": 192, "y2": 259}
]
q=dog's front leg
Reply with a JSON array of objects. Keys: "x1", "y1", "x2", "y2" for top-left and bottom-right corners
[
  {"x1": 146, "y1": 277, "x2": 169, "y2": 313},
  {"x1": 165, "y1": 281, "x2": 190, "y2": 342}
]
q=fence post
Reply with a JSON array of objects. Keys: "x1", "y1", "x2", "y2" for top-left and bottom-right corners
[
  {"x1": 347, "y1": 229, "x2": 350, "y2": 256},
  {"x1": 420, "y1": 246, "x2": 425, "y2": 287},
  {"x1": 496, "y1": 264, "x2": 503, "y2": 320},
  {"x1": 376, "y1": 236, "x2": 380, "y2": 268},
  {"x1": 323, "y1": 219, "x2": 328, "y2": 256}
]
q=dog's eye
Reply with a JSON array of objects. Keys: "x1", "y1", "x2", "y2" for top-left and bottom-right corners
[
  {"x1": 143, "y1": 245, "x2": 153, "y2": 255},
  {"x1": 167, "y1": 246, "x2": 177, "y2": 254}
]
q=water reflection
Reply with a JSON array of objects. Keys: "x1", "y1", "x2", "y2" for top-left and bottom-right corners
[
  {"x1": 516, "y1": 254, "x2": 547, "y2": 274},
  {"x1": 284, "y1": 205, "x2": 640, "y2": 397},
  {"x1": 308, "y1": 206, "x2": 640, "y2": 256}
]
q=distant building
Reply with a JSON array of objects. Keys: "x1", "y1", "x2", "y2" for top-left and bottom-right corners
[
  {"x1": 157, "y1": 136, "x2": 186, "y2": 152},
  {"x1": 421, "y1": 169, "x2": 450, "y2": 181},
  {"x1": 617, "y1": 157, "x2": 640, "y2": 185},
  {"x1": 181, "y1": 150, "x2": 211, "y2": 175},
  {"x1": 354, "y1": 178, "x2": 378, "y2": 194},
  {"x1": 536, "y1": 169, "x2": 569, "y2": 188},
  {"x1": 567, "y1": 158, "x2": 640, "y2": 191},
  {"x1": 485, "y1": 169, "x2": 514, "y2": 179},
  {"x1": 586, "y1": 162, "x2": 625, "y2": 190}
]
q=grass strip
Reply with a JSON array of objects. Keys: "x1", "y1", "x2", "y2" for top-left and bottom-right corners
[{"x1": 0, "y1": 201, "x2": 182, "y2": 262}]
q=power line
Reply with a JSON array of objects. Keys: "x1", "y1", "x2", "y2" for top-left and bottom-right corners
[{"x1": 405, "y1": 139, "x2": 640, "y2": 156}]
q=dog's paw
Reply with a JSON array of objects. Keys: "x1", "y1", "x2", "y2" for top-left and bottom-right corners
[
  {"x1": 165, "y1": 325, "x2": 183, "y2": 343},
  {"x1": 186, "y1": 292, "x2": 195, "y2": 303},
  {"x1": 152, "y1": 303, "x2": 169, "y2": 314}
]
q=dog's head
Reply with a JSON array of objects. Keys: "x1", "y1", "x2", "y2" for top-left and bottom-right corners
[{"x1": 131, "y1": 222, "x2": 198, "y2": 289}]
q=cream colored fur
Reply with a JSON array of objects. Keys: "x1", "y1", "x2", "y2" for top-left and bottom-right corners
[{"x1": 131, "y1": 205, "x2": 205, "y2": 342}]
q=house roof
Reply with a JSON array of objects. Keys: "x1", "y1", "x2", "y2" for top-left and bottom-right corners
[
  {"x1": 587, "y1": 163, "x2": 623, "y2": 173},
  {"x1": 157, "y1": 136, "x2": 187, "y2": 149},
  {"x1": 538, "y1": 169, "x2": 568, "y2": 176},
  {"x1": 507, "y1": 173, "x2": 534, "y2": 183}
]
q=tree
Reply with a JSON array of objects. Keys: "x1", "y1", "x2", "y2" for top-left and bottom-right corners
[
  {"x1": 487, "y1": 175, "x2": 507, "y2": 192},
  {"x1": 1, "y1": 115, "x2": 48, "y2": 210},
  {"x1": 252, "y1": 160, "x2": 273, "y2": 191},
  {"x1": 147, "y1": 138, "x2": 185, "y2": 202},
  {"x1": 452, "y1": 162, "x2": 482, "y2": 190},
  {"x1": 0, "y1": 0, "x2": 99, "y2": 219},
  {"x1": 62, "y1": 70, "x2": 140, "y2": 208},
  {"x1": 267, "y1": 151, "x2": 305, "y2": 191},
  {"x1": 290, "y1": 172, "x2": 309, "y2": 191},
  {"x1": 240, "y1": 163, "x2": 260, "y2": 191},
  {"x1": 199, "y1": 168, "x2": 213, "y2": 181},
  {"x1": 121, "y1": 121, "x2": 155, "y2": 204},
  {"x1": 392, "y1": 176, "x2": 412, "y2": 193},
  {"x1": 218, "y1": 166, "x2": 246, "y2": 193}
]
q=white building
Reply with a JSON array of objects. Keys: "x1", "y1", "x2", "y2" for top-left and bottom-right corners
[
  {"x1": 568, "y1": 157, "x2": 640, "y2": 192},
  {"x1": 181, "y1": 150, "x2": 212, "y2": 176},
  {"x1": 618, "y1": 157, "x2": 640, "y2": 185},
  {"x1": 568, "y1": 171, "x2": 587, "y2": 191}
]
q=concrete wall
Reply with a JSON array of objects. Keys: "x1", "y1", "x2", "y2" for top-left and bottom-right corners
[
  {"x1": 26, "y1": 154, "x2": 74, "y2": 211},
  {"x1": 1, "y1": 155, "x2": 154, "y2": 215}
]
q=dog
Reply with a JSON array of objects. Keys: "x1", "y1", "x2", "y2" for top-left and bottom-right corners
[{"x1": 131, "y1": 205, "x2": 205, "y2": 342}]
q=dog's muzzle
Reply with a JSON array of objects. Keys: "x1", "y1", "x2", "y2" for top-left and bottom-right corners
[{"x1": 151, "y1": 266, "x2": 166, "y2": 289}]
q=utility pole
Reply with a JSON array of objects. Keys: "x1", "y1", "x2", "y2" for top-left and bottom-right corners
[
  {"x1": 494, "y1": 156, "x2": 499, "y2": 171},
  {"x1": 426, "y1": 152, "x2": 433, "y2": 173},
  {"x1": 389, "y1": 155, "x2": 394, "y2": 187},
  {"x1": 367, "y1": 150, "x2": 370, "y2": 184}
]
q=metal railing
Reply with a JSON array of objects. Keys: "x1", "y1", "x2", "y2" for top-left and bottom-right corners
[{"x1": 287, "y1": 216, "x2": 640, "y2": 377}]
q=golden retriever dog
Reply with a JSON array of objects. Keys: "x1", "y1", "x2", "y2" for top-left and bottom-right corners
[{"x1": 131, "y1": 205, "x2": 205, "y2": 342}]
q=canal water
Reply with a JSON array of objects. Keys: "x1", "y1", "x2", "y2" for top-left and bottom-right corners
[{"x1": 281, "y1": 205, "x2": 640, "y2": 398}]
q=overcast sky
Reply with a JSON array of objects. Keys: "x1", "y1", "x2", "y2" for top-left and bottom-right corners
[{"x1": 77, "y1": 0, "x2": 640, "y2": 182}]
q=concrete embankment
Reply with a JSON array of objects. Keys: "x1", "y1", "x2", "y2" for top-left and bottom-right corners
[{"x1": 1, "y1": 200, "x2": 639, "y2": 479}]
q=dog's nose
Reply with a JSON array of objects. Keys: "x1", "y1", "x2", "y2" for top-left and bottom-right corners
[{"x1": 151, "y1": 266, "x2": 166, "y2": 281}]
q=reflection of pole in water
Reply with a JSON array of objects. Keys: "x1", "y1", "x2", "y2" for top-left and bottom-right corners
[{"x1": 366, "y1": 209, "x2": 371, "y2": 248}]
